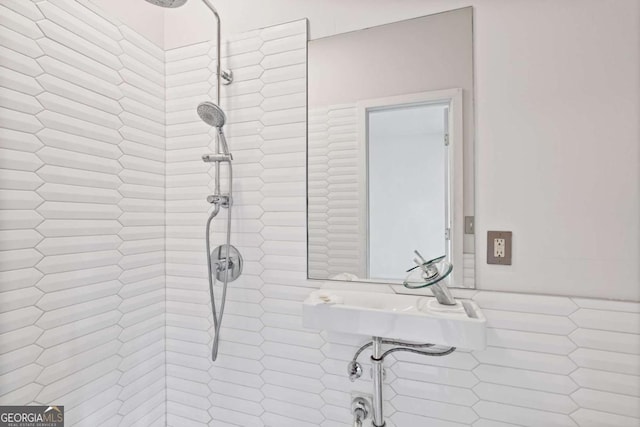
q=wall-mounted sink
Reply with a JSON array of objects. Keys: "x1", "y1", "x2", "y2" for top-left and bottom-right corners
[{"x1": 303, "y1": 289, "x2": 486, "y2": 350}]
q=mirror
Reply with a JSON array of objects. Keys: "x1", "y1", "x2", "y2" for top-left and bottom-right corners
[{"x1": 307, "y1": 7, "x2": 474, "y2": 287}]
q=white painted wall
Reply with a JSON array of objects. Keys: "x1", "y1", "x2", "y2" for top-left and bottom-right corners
[{"x1": 470, "y1": 0, "x2": 639, "y2": 300}]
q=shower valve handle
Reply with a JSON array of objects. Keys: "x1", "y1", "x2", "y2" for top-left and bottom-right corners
[{"x1": 213, "y1": 256, "x2": 236, "y2": 271}]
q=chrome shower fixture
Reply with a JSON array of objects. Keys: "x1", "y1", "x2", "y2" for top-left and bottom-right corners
[
  {"x1": 143, "y1": 0, "x2": 188, "y2": 8},
  {"x1": 206, "y1": 193, "x2": 230, "y2": 208},
  {"x1": 210, "y1": 244, "x2": 243, "y2": 282},
  {"x1": 145, "y1": 0, "x2": 233, "y2": 87},
  {"x1": 146, "y1": 0, "x2": 237, "y2": 362},
  {"x1": 219, "y1": 70, "x2": 233, "y2": 85},
  {"x1": 198, "y1": 102, "x2": 231, "y2": 157},
  {"x1": 197, "y1": 101, "x2": 226, "y2": 128},
  {"x1": 202, "y1": 153, "x2": 231, "y2": 163},
  {"x1": 199, "y1": 99, "x2": 238, "y2": 362}
]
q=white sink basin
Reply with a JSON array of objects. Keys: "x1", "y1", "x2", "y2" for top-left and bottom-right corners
[{"x1": 303, "y1": 289, "x2": 486, "y2": 350}]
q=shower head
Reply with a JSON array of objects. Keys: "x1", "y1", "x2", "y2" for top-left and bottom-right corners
[
  {"x1": 143, "y1": 0, "x2": 188, "y2": 7},
  {"x1": 198, "y1": 102, "x2": 230, "y2": 155},
  {"x1": 197, "y1": 101, "x2": 226, "y2": 128}
]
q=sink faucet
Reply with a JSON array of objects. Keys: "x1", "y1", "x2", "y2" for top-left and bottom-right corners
[
  {"x1": 428, "y1": 279, "x2": 457, "y2": 306},
  {"x1": 409, "y1": 250, "x2": 457, "y2": 306}
]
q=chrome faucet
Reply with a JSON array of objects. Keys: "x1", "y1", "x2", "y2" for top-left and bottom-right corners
[
  {"x1": 406, "y1": 250, "x2": 456, "y2": 305},
  {"x1": 427, "y1": 278, "x2": 457, "y2": 306}
]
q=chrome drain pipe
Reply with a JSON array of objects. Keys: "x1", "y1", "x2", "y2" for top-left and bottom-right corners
[{"x1": 371, "y1": 337, "x2": 385, "y2": 427}]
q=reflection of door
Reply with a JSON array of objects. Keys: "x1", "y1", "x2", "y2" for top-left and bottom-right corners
[{"x1": 366, "y1": 102, "x2": 449, "y2": 280}]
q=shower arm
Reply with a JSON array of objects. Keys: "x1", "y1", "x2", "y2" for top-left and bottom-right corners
[{"x1": 200, "y1": 0, "x2": 222, "y2": 106}]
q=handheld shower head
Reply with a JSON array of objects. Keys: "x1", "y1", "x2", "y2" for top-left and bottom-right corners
[
  {"x1": 143, "y1": 0, "x2": 188, "y2": 7},
  {"x1": 198, "y1": 102, "x2": 230, "y2": 156},
  {"x1": 197, "y1": 101, "x2": 226, "y2": 128}
]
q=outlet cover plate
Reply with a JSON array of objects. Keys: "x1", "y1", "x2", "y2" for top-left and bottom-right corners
[{"x1": 487, "y1": 231, "x2": 512, "y2": 265}]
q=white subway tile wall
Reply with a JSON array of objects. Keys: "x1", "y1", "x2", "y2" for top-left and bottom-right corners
[
  {"x1": 164, "y1": 20, "x2": 313, "y2": 427},
  {"x1": 0, "y1": 5, "x2": 639, "y2": 427},
  {"x1": 0, "y1": 1, "x2": 166, "y2": 426}
]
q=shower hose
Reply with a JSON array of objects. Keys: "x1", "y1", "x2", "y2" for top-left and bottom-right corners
[{"x1": 204, "y1": 161, "x2": 233, "y2": 362}]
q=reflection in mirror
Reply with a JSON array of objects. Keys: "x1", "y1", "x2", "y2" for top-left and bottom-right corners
[
  {"x1": 368, "y1": 103, "x2": 447, "y2": 281},
  {"x1": 307, "y1": 7, "x2": 474, "y2": 287}
]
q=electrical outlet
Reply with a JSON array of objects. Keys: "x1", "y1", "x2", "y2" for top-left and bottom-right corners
[
  {"x1": 494, "y1": 238, "x2": 506, "y2": 258},
  {"x1": 487, "y1": 231, "x2": 512, "y2": 265}
]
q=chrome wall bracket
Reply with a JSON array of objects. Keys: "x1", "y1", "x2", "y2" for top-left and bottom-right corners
[
  {"x1": 202, "y1": 153, "x2": 232, "y2": 163},
  {"x1": 221, "y1": 69, "x2": 233, "y2": 85},
  {"x1": 207, "y1": 194, "x2": 231, "y2": 208}
]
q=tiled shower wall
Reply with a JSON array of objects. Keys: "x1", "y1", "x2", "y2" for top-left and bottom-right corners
[
  {"x1": 0, "y1": 1, "x2": 165, "y2": 426},
  {"x1": 163, "y1": 19, "x2": 311, "y2": 427},
  {"x1": 165, "y1": 18, "x2": 639, "y2": 427}
]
